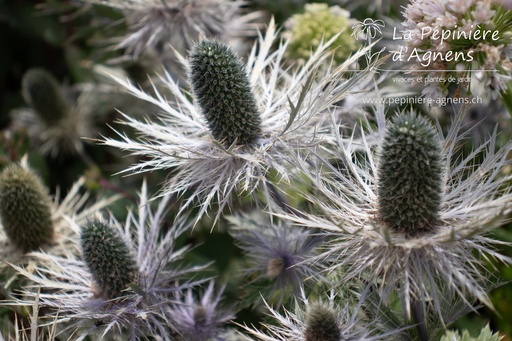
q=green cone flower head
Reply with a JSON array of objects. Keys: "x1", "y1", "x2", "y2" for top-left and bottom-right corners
[
  {"x1": 304, "y1": 303, "x2": 341, "y2": 341},
  {"x1": 0, "y1": 164, "x2": 54, "y2": 252},
  {"x1": 80, "y1": 220, "x2": 138, "y2": 299},
  {"x1": 21, "y1": 68, "x2": 69, "y2": 126},
  {"x1": 285, "y1": 4, "x2": 359, "y2": 64},
  {"x1": 377, "y1": 112, "x2": 444, "y2": 236},
  {"x1": 189, "y1": 39, "x2": 262, "y2": 147}
]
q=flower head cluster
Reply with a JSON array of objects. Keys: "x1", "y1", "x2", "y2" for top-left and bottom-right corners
[
  {"x1": 102, "y1": 20, "x2": 371, "y2": 224},
  {"x1": 284, "y1": 3, "x2": 359, "y2": 64},
  {"x1": 81, "y1": 0, "x2": 260, "y2": 60},
  {"x1": 228, "y1": 213, "x2": 323, "y2": 305},
  {"x1": 279, "y1": 108, "x2": 512, "y2": 326},
  {"x1": 11, "y1": 181, "x2": 207, "y2": 340},
  {"x1": 402, "y1": 0, "x2": 512, "y2": 102}
]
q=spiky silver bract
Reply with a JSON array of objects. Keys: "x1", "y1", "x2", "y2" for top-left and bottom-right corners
[
  {"x1": 101, "y1": 20, "x2": 372, "y2": 224},
  {"x1": 0, "y1": 164, "x2": 53, "y2": 252},
  {"x1": 228, "y1": 213, "x2": 323, "y2": 304},
  {"x1": 80, "y1": 0, "x2": 260, "y2": 59},
  {"x1": 11, "y1": 181, "x2": 208, "y2": 340},
  {"x1": 171, "y1": 281, "x2": 234, "y2": 341},
  {"x1": 277, "y1": 107, "x2": 512, "y2": 322},
  {"x1": 239, "y1": 290, "x2": 387, "y2": 341},
  {"x1": 377, "y1": 112, "x2": 444, "y2": 236}
]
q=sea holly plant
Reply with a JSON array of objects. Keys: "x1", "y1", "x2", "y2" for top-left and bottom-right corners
[
  {"x1": 3, "y1": 0, "x2": 512, "y2": 339},
  {"x1": 101, "y1": 20, "x2": 373, "y2": 224},
  {"x1": 276, "y1": 107, "x2": 512, "y2": 339},
  {"x1": 77, "y1": 0, "x2": 260, "y2": 61},
  {"x1": 10, "y1": 182, "x2": 209, "y2": 340}
]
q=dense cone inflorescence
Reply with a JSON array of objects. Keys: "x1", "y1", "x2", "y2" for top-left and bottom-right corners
[
  {"x1": 0, "y1": 165, "x2": 54, "y2": 252},
  {"x1": 189, "y1": 40, "x2": 261, "y2": 147},
  {"x1": 80, "y1": 221, "x2": 137, "y2": 299},
  {"x1": 377, "y1": 113, "x2": 444, "y2": 236},
  {"x1": 21, "y1": 68, "x2": 69, "y2": 125},
  {"x1": 304, "y1": 304, "x2": 341, "y2": 341}
]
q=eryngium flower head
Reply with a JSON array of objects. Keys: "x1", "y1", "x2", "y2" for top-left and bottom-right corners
[
  {"x1": 21, "y1": 68, "x2": 69, "y2": 126},
  {"x1": 228, "y1": 213, "x2": 323, "y2": 305},
  {"x1": 190, "y1": 40, "x2": 261, "y2": 146},
  {"x1": 278, "y1": 108, "x2": 512, "y2": 322},
  {"x1": 171, "y1": 281, "x2": 234, "y2": 341},
  {"x1": 0, "y1": 164, "x2": 53, "y2": 252},
  {"x1": 80, "y1": 0, "x2": 260, "y2": 59},
  {"x1": 377, "y1": 113, "x2": 443, "y2": 236},
  {"x1": 304, "y1": 303, "x2": 342, "y2": 341},
  {"x1": 0, "y1": 164, "x2": 118, "y2": 266},
  {"x1": 101, "y1": 20, "x2": 371, "y2": 223},
  {"x1": 240, "y1": 290, "x2": 388, "y2": 341},
  {"x1": 81, "y1": 220, "x2": 138, "y2": 299},
  {"x1": 12, "y1": 181, "x2": 207, "y2": 340},
  {"x1": 13, "y1": 68, "x2": 102, "y2": 157}
]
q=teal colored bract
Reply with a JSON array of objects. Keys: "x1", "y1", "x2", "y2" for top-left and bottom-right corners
[
  {"x1": 304, "y1": 304, "x2": 341, "y2": 341},
  {"x1": 0, "y1": 165, "x2": 54, "y2": 252},
  {"x1": 377, "y1": 113, "x2": 444, "y2": 236},
  {"x1": 80, "y1": 220, "x2": 137, "y2": 299},
  {"x1": 22, "y1": 68, "x2": 69, "y2": 125},
  {"x1": 189, "y1": 40, "x2": 261, "y2": 147}
]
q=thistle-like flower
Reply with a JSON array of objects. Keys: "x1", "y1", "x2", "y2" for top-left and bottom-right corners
[
  {"x1": 170, "y1": 281, "x2": 234, "y2": 341},
  {"x1": 80, "y1": 220, "x2": 138, "y2": 299},
  {"x1": 101, "y1": 20, "x2": 371, "y2": 223},
  {"x1": 0, "y1": 159, "x2": 116, "y2": 263},
  {"x1": 239, "y1": 290, "x2": 389, "y2": 341},
  {"x1": 11, "y1": 181, "x2": 208, "y2": 340},
  {"x1": 278, "y1": 108, "x2": 512, "y2": 329},
  {"x1": 228, "y1": 213, "x2": 323, "y2": 306},
  {"x1": 12, "y1": 68, "x2": 100, "y2": 157},
  {"x1": 0, "y1": 164, "x2": 54, "y2": 252},
  {"x1": 80, "y1": 0, "x2": 260, "y2": 60},
  {"x1": 189, "y1": 40, "x2": 262, "y2": 147}
]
